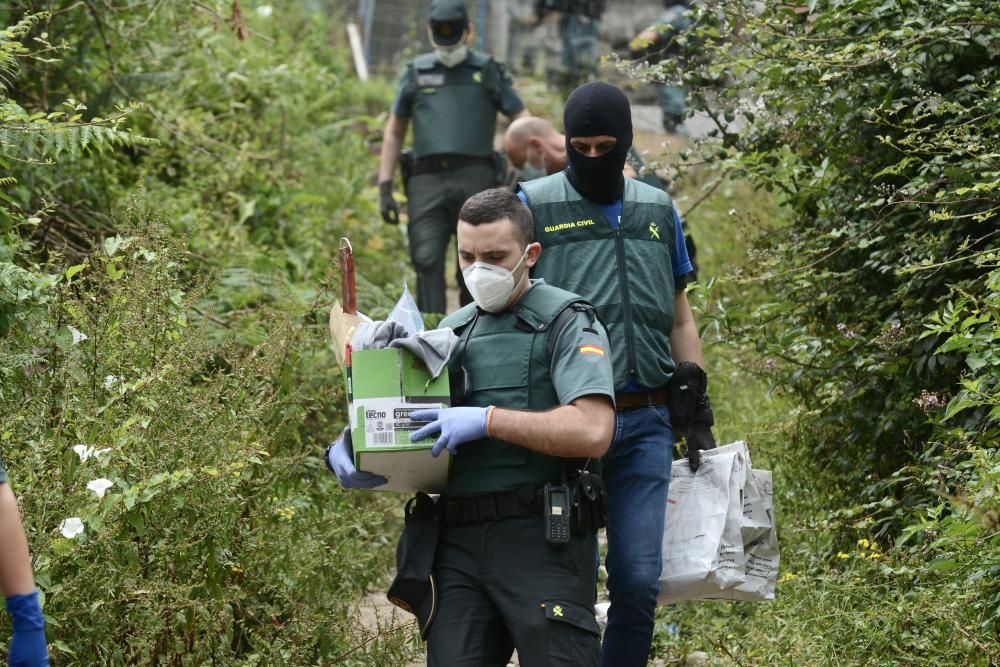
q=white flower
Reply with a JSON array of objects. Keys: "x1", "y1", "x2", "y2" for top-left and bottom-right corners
[
  {"x1": 73, "y1": 445, "x2": 111, "y2": 463},
  {"x1": 103, "y1": 375, "x2": 117, "y2": 389},
  {"x1": 256, "y1": 5, "x2": 273, "y2": 16},
  {"x1": 60, "y1": 517, "x2": 84, "y2": 539},
  {"x1": 69, "y1": 326, "x2": 88, "y2": 345},
  {"x1": 86, "y1": 478, "x2": 114, "y2": 498}
]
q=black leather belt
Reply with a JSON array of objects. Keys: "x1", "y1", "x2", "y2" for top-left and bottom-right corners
[
  {"x1": 441, "y1": 485, "x2": 544, "y2": 525},
  {"x1": 615, "y1": 387, "x2": 669, "y2": 411},
  {"x1": 411, "y1": 154, "x2": 493, "y2": 176}
]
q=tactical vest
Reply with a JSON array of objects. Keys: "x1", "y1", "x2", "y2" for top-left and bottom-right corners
[
  {"x1": 440, "y1": 283, "x2": 586, "y2": 497},
  {"x1": 520, "y1": 172, "x2": 678, "y2": 390},
  {"x1": 408, "y1": 51, "x2": 501, "y2": 159}
]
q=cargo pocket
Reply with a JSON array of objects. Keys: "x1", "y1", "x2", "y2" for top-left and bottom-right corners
[{"x1": 541, "y1": 600, "x2": 601, "y2": 667}]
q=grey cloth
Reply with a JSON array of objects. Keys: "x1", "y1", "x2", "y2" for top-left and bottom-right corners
[
  {"x1": 351, "y1": 320, "x2": 410, "y2": 351},
  {"x1": 389, "y1": 328, "x2": 459, "y2": 379},
  {"x1": 351, "y1": 321, "x2": 459, "y2": 380}
]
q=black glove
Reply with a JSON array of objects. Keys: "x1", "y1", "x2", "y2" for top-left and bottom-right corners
[
  {"x1": 687, "y1": 420, "x2": 716, "y2": 472},
  {"x1": 379, "y1": 180, "x2": 399, "y2": 225},
  {"x1": 668, "y1": 361, "x2": 717, "y2": 471}
]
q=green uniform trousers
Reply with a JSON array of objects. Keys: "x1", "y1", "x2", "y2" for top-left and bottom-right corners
[
  {"x1": 426, "y1": 515, "x2": 601, "y2": 666},
  {"x1": 406, "y1": 163, "x2": 496, "y2": 314}
]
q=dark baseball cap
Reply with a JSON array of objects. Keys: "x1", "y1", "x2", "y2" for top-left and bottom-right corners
[{"x1": 429, "y1": 0, "x2": 469, "y2": 45}]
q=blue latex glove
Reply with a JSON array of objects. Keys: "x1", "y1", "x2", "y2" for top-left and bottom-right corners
[
  {"x1": 6, "y1": 590, "x2": 49, "y2": 666},
  {"x1": 325, "y1": 429, "x2": 387, "y2": 489},
  {"x1": 409, "y1": 407, "x2": 490, "y2": 458}
]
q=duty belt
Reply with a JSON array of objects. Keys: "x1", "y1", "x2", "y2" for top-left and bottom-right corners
[
  {"x1": 441, "y1": 484, "x2": 543, "y2": 525},
  {"x1": 614, "y1": 387, "x2": 669, "y2": 411},
  {"x1": 410, "y1": 153, "x2": 493, "y2": 176}
]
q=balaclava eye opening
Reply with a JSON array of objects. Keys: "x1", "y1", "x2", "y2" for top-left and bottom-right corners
[{"x1": 563, "y1": 82, "x2": 633, "y2": 204}]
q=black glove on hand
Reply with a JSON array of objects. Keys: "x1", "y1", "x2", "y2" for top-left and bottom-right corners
[
  {"x1": 687, "y1": 419, "x2": 717, "y2": 472},
  {"x1": 668, "y1": 361, "x2": 717, "y2": 472},
  {"x1": 379, "y1": 180, "x2": 399, "y2": 225}
]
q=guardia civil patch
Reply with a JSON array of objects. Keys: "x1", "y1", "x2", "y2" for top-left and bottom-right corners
[
  {"x1": 417, "y1": 73, "x2": 445, "y2": 87},
  {"x1": 579, "y1": 345, "x2": 605, "y2": 357}
]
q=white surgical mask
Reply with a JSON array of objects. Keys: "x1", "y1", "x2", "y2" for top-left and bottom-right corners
[
  {"x1": 462, "y1": 249, "x2": 529, "y2": 313},
  {"x1": 520, "y1": 147, "x2": 548, "y2": 181},
  {"x1": 435, "y1": 44, "x2": 468, "y2": 68}
]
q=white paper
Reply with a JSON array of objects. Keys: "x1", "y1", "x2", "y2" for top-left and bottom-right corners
[
  {"x1": 659, "y1": 442, "x2": 779, "y2": 604},
  {"x1": 703, "y1": 470, "x2": 779, "y2": 601},
  {"x1": 658, "y1": 442, "x2": 749, "y2": 604}
]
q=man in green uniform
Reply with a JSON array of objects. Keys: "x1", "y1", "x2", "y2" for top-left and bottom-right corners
[
  {"x1": 328, "y1": 188, "x2": 615, "y2": 665},
  {"x1": 534, "y1": 0, "x2": 606, "y2": 92},
  {"x1": 517, "y1": 82, "x2": 717, "y2": 667},
  {"x1": 0, "y1": 456, "x2": 50, "y2": 665},
  {"x1": 504, "y1": 115, "x2": 700, "y2": 280},
  {"x1": 378, "y1": 0, "x2": 529, "y2": 314}
]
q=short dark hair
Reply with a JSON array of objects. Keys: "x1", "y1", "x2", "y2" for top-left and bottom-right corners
[{"x1": 458, "y1": 188, "x2": 534, "y2": 247}]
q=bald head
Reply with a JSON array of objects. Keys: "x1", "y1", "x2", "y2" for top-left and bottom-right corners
[{"x1": 504, "y1": 116, "x2": 567, "y2": 174}]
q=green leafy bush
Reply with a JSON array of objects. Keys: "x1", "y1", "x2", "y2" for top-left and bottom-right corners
[
  {"x1": 1, "y1": 3, "x2": 423, "y2": 663},
  {"x1": 628, "y1": 0, "x2": 998, "y2": 661},
  {"x1": 1, "y1": 224, "x2": 417, "y2": 664},
  {"x1": 640, "y1": 0, "x2": 997, "y2": 520}
]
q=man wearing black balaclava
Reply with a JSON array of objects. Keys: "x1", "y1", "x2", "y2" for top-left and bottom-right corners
[
  {"x1": 562, "y1": 79, "x2": 632, "y2": 204},
  {"x1": 517, "y1": 81, "x2": 717, "y2": 667}
]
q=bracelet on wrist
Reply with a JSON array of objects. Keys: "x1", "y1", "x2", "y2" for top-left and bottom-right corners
[{"x1": 485, "y1": 405, "x2": 496, "y2": 438}]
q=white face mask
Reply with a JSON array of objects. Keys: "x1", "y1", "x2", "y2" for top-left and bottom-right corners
[
  {"x1": 520, "y1": 146, "x2": 548, "y2": 181},
  {"x1": 462, "y1": 249, "x2": 529, "y2": 313},
  {"x1": 435, "y1": 44, "x2": 468, "y2": 68}
]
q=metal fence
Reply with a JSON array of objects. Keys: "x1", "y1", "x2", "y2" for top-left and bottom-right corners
[
  {"x1": 352, "y1": 0, "x2": 667, "y2": 75},
  {"x1": 355, "y1": 0, "x2": 514, "y2": 73}
]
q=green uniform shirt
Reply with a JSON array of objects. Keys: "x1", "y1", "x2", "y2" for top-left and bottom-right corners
[
  {"x1": 548, "y1": 302, "x2": 616, "y2": 407},
  {"x1": 441, "y1": 280, "x2": 614, "y2": 495},
  {"x1": 391, "y1": 50, "x2": 525, "y2": 158}
]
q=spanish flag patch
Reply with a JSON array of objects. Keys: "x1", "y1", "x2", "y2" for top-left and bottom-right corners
[{"x1": 579, "y1": 345, "x2": 605, "y2": 357}]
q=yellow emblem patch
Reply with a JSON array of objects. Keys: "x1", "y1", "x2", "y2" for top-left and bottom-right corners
[
  {"x1": 553, "y1": 605, "x2": 564, "y2": 617},
  {"x1": 473, "y1": 71, "x2": 482, "y2": 83},
  {"x1": 649, "y1": 222, "x2": 660, "y2": 240}
]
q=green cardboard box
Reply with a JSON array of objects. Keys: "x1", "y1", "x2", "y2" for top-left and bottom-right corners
[{"x1": 347, "y1": 347, "x2": 451, "y2": 493}]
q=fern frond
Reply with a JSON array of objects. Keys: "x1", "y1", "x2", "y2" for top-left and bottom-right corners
[
  {"x1": 1, "y1": 121, "x2": 156, "y2": 162},
  {"x1": 0, "y1": 13, "x2": 49, "y2": 91}
]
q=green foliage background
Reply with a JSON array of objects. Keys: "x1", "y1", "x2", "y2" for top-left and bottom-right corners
[
  {"x1": 635, "y1": 0, "x2": 999, "y2": 663},
  {"x1": 2, "y1": 2, "x2": 421, "y2": 664}
]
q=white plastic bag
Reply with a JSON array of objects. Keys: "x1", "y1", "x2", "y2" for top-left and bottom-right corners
[
  {"x1": 658, "y1": 442, "x2": 749, "y2": 604},
  {"x1": 387, "y1": 282, "x2": 424, "y2": 336},
  {"x1": 704, "y1": 469, "x2": 779, "y2": 601},
  {"x1": 659, "y1": 441, "x2": 779, "y2": 604}
]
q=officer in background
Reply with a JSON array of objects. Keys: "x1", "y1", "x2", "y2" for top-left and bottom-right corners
[
  {"x1": 505, "y1": 115, "x2": 699, "y2": 280},
  {"x1": 517, "y1": 82, "x2": 717, "y2": 667},
  {"x1": 629, "y1": 0, "x2": 694, "y2": 133},
  {"x1": 534, "y1": 0, "x2": 606, "y2": 92},
  {"x1": 0, "y1": 457, "x2": 50, "y2": 665},
  {"x1": 329, "y1": 188, "x2": 614, "y2": 665},
  {"x1": 378, "y1": 0, "x2": 529, "y2": 314}
]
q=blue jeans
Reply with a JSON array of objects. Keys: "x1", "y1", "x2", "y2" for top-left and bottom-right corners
[
  {"x1": 601, "y1": 405, "x2": 673, "y2": 667},
  {"x1": 559, "y1": 14, "x2": 600, "y2": 86}
]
